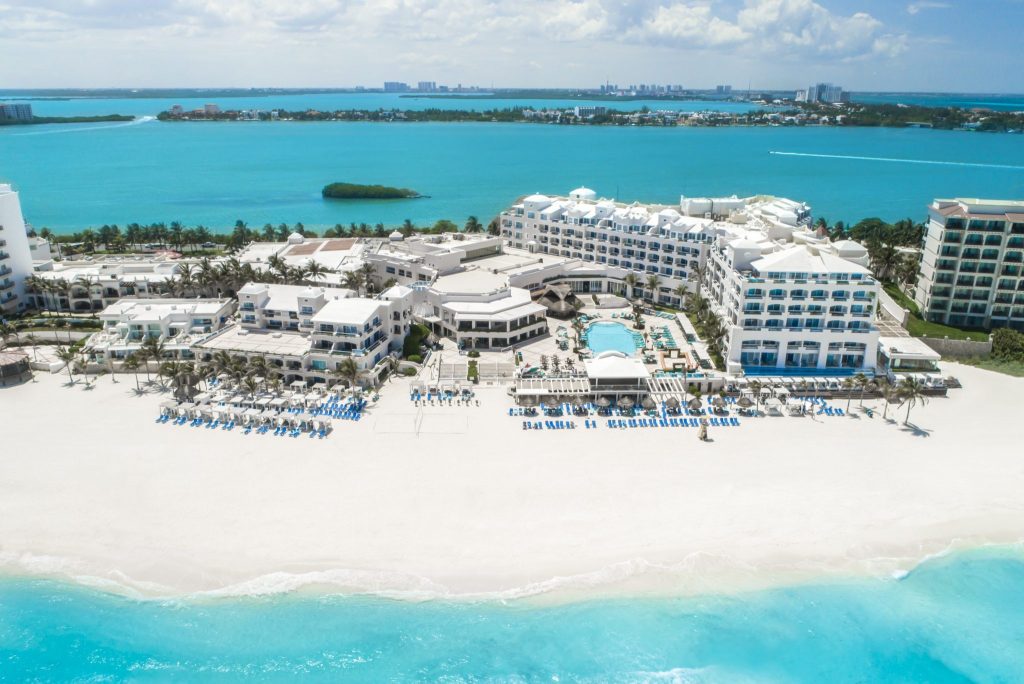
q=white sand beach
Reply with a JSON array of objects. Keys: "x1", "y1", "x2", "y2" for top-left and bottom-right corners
[{"x1": 1, "y1": 362, "x2": 1023, "y2": 601}]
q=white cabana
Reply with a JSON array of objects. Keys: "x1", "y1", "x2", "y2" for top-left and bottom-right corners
[{"x1": 270, "y1": 397, "x2": 288, "y2": 409}]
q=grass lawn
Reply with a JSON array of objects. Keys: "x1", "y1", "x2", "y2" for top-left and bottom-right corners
[
  {"x1": 883, "y1": 283, "x2": 989, "y2": 342},
  {"x1": 955, "y1": 356, "x2": 1024, "y2": 378}
]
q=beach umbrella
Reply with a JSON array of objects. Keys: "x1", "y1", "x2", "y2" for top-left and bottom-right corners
[
  {"x1": 737, "y1": 396, "x2": 753, "y2": 409},
  {"x1": 712, "y1": 396, "x2": 726, "y2": 409},
  {"x1": 665, "y1": 396, "x2": 680, "y2": 409},
  {"x1": 617, "y1": 396, "x2": 635, "y2": 410},
  {"x1": 687, "y1": 398, "x2": 703, "y2": 411},
  {"x1": 520, "y1": 395, "x2": 538, "y2": 407},
  {"x1": 571, "y1": 396, "x2": 583, "y2": 407},
  {"x1": 597, "y1": 397, "x2": 611, "y2": 408},
  {"x1": 641, "y1": 396, "x2": 657, "y2": 410}
]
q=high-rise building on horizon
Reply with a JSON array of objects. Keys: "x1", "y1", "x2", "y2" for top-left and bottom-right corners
[
  {"x1": 0, "y1": 104, "x2": 32, "y2": 121},
  {"x1": 383, "y1": 81, "x2": 410, "y2": 92},
  {"x1": 800, "y1": 83, "x2": 849, "y2": 104}
]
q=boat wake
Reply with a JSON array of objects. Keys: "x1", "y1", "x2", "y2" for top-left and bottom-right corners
[
  {"x1": 769, "y1": 150, "x2": 1024, "y2": 170},
  {"x1": 13, "y1": 115, "x2": 156, "y2": 136}
]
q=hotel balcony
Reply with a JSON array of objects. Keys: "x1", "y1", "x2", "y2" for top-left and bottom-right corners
[{"x1": 0, "y1": 279, "x2": 16, "y2": 291}]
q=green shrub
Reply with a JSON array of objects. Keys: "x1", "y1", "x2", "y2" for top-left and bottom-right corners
[
  {"x1": 992, "y1": 327, "x2": 1024, "y2": 361},
  {"x1": 407, "y1": 354, "x2": 423, "y2": 364},
  {"x1": 467, "y1": 350, "x2": 480, "y2": 358},
  {"x1": 402, "y1": 367, "x2": 417, "y2": 376},
  {"x1": 403, "y1": 323, "x2": 430, "y2": 357}
]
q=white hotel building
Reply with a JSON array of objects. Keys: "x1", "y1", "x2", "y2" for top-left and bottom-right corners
[
  {"x1": 84, "y1": 298, "x2": 236, "y2": 363},
  {"x1": 0, "y1": 184, "x2": 34, "y2": 314},
  {"x1": 192, "y1": 282, "x2": 416, "y2": 384},
  {"x1": 915, "y1": 198, "x2": 1024, "y2": 331},
  {"x1": 704, "y1": 237, "x2": 879, "y2": 376},
  {"x1": 500, "y1": 187, "x2": 812, "y2": 307}
]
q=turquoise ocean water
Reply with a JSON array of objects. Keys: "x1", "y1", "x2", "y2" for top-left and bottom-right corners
[
  {"x1": 1, "y1": 93, "x2": 1023, "y2": 234},
  {"x1": 2, "y1": 547, "x2": 1023, "y2": 681}
]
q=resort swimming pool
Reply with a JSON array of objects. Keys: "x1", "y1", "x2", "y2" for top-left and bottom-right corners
[{"x1": 584, "y1": 322, "x2": 641, "y2": 355}]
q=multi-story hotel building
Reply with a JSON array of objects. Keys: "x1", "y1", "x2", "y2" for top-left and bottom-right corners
[
  {"x1": 0, "y1": 184, "x2": 34, "y2": 314},
  {"x1": 28, "y1": 258, "x2": 183, "y2": 312},
  {"x1": 915, "y1": 198, "x2": 1024, "y2": 331},
  {"x1": 192, "y1": 283, "x2": 417, "y2": 384},
  {"x1": 500, "y1": 188, "x2": 812, "y2": 308},
  {"x1": 84, "y1": 299, "x2": 236, "y2": 363},
  {"x1": 704, "y1": 234, "x2": 879, "y2": 376}
]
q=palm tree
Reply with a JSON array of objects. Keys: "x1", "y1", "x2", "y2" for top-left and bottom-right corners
[
  {"x1": 242, "y1": 375, "x2": 260, "y2": 398},
  {"x1": 157, "y1": 360, "x2": 179, "y2": 389},
  {"x1": 173, "y1": 263, "x2": 196, "y2": 297},
  {"x1": 123, "y1": 353, "x2": 142, "y2": 391},
  {"x1": 142, "y1": 336, "x2": 167, "y2": 369},
  {"x1": 878, "y1": 379, "x2": 894, "y2": 420},
  {"x1": 672, "y1": 284, "x2": 687, "y2": 308},
  {"x1": 304, "y1": 262, "x2": 333, "y2": 285},
  {"x1": 645, "y1": 274, "x2": 662, "y2": 303},
  {"x1": 248, "y1": 356, "x2": 268, "y2": 389},
  {"x1": 24, "y1": 333, "x2": 40, "y2": 362},
  {"x1": 359, "y1": 263, "x2": 377, "y2": 294},
  {"x1": 868, "y1": 240, "x2": 901, "y2": 281},
  {"x1": 343, "y1": 270, "x2": 364, "y2": 294},
  {"x1": 331, "y1": 358, "x2": 360, "y2": 388},
  {"x1": 464, "y1": 216, "x2": 483, "y2": 233},
  {"x1": 623, "y1": 273, "x2": 639, "y2": 299},
  {"x1": 55, "y1": 345, "x2": 77, "y2": 384},
  {"x1": 73, "y1": 358, "x2": 92, "y2": 388},
  {"x1": 748, "y1": 380, "x2": 763, "y2": 414},
  {"x1": 897, "y1": 377, "x2": 928, "y2": 425},
  {"x1": 0, "y1": 321, "x2": 17, "y2": 348},
  {"x1": 843, "y1": 376, "x2": 856, "y2": 412}
]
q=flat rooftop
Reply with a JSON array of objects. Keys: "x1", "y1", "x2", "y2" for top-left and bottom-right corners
[
  {"x1": 195, "y1": 325, "x2": 311, "y2": 357},
  {"x1": 432, "y1": 268, "x2": 509, "y2": 295}
]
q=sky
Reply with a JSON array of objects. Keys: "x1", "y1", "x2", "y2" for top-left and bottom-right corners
[{"x1": 0, "y1": 0, "x2": 1022, "y2": 92}]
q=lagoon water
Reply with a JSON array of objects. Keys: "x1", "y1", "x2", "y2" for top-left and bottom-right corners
[
  {"x1": 1, "y1": 93, "x2": 1023, "y2": 234},
  {"x1": 2, "y1": 547, "x2": 1023, "y2": 681}
]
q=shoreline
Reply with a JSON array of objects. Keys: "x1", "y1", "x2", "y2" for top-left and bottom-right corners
[
  {"x1": 2, "y1": 362, "x2": 1024, "y2": 605},
  {"x1": 2, "y1": 538, "x2": 1022, "y2": 606}
]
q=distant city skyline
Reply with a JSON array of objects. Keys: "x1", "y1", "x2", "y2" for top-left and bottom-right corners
[{"x1": 0, "y1": 1, "x2": 1022, "y2": 93}]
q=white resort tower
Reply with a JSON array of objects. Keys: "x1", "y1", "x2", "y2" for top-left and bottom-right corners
[{"x1": 0, "y1": 184, "x2": 33, "y2": 314}]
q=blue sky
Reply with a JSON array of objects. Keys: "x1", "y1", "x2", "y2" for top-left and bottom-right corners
[{"x1": 0, "y1": 0, "x2": 1021, "y2": 92}]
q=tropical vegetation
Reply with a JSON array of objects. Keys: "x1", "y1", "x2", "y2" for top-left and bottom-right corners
[{"x1": 322, "y1": 183, "x2": 422, "y2": 200}]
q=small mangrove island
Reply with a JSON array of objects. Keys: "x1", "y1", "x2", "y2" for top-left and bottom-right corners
[{"x1": 322, "y1": 182, "x2": 422, "y2": 200}]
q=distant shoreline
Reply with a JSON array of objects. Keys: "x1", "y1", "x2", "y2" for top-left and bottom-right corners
[
  {"x1": 0, "y1": 114, "x2": 134, "y2": 126},
  {"x1": 153, "y1": 104, "x2": 1024, "y2": 133}
]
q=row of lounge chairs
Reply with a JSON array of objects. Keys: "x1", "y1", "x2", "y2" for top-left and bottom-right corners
[
  {"x1": 606, "y1": 417, "x2": 740, "y2": 429},
  {"x1": 522, "y1": 420, "x2": 579, "y2": 430}
]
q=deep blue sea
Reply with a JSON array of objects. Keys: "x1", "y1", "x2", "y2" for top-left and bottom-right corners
[
  {"x1": 1, "y1": 92, "x2": 1023, "y2": 234},
  {"x1": 2, "y1": 547, "x2": 1023, "y2": 681}
]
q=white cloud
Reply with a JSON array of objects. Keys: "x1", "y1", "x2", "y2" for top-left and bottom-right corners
[
  {"x1": 907, "y1": 1, "x2": 951, "y2": 15},
  {"x1": 0, "y1": 0, "x2": 910, "y2": 85}
]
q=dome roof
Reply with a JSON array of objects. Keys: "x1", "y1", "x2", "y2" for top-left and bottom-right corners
[
  {"x1": 523, "y1": 193, "x2": 550, "y2": 203},
  {"x1": 569, "y1": 186, "x2": 597, "y2": 200},
  {"x1": 389, "y1": 230, "x2": 404, "y2": 241},
  {"x1": 287, "y1": 232, "x2": 305, "y2": 244}
]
